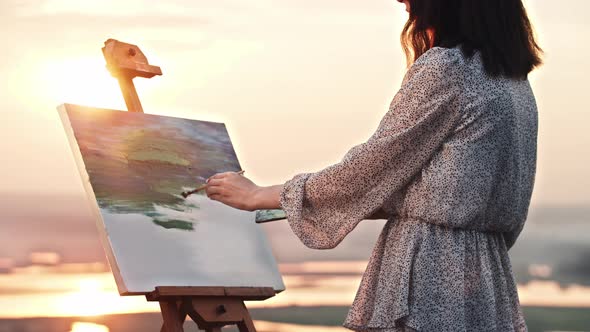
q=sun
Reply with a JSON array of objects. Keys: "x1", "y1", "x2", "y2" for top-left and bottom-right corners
[
  {"x1": 53, "y1": 275, "x2": 160, "y2": 317},
  {"x1": 38, "y1": 56, "x2": 126, "y2": 110},
  {"x1": 78, "y1": 278, "x2": 103, "y2": 295},
  {"x1": 55, "y1": 277, "x2": 114, "y2": 317}
]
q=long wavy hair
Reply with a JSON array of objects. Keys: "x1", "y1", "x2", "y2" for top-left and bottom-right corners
[{"x1": 401, "y1": 0, "x2": 543, "y2": 79}]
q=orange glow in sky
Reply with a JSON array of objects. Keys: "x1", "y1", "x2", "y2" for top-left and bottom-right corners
[
  {"x1": 0, "y1": 0, "x2": 589, "y2": 204},
  {"x1": 0, "y1": 0, "x2": 589, "y2": 324}
]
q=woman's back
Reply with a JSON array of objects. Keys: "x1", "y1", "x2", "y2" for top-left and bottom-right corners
[
  {"x1": 391, "y1": 46, "x2": 538, "y2": 247},
  {"x1": 280, "y1": 46, "x2": 537, "y2": 331}
]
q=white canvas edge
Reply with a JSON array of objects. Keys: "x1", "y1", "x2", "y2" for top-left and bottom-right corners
[{"x1": 57, "y1": 103, "x2": 133, "y2": 295}]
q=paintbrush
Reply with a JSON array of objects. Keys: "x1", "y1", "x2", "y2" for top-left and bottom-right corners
[{"x1": 181, "y1": 170, "x2": 246, "y2": 198}]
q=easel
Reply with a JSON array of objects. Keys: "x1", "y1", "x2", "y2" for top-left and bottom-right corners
[{"x1": 101, "y1": 39, "x2": 277, "y2": 332}]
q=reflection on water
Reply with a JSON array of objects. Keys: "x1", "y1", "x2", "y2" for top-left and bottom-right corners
[
  {"x1": 0, "y1": 270, "x2": 159, "y2": 318},
  {"x1": 518, "y1": 281, "x2": 590, "y2": 307},
  {"x1": 0, "y1": 261, "x2": 589, "y2": 318},
  {"x1": 255, "y1": 320, "x2": 347, "y2": 331},
  {"x1": 70, "y1": 322, "x2": 109, "y2": 332},
  {"x1": 57, "y1": 278, "x2": 143, "y2": 317}
]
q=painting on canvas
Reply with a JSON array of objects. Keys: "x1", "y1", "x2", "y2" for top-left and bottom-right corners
[{"x1": 59, "y1": 104, "x2": 285, "y2": 294}]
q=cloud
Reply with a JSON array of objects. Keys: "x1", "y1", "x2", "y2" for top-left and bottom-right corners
[
  {"x1": 29, "y1": 252, "x2": 61, "y2": 266},
  {"x1": 2, "y1": 0, "x2": 397, "y2": 33},
  {"x1": 4, "y1": 0, "x2": 245, "y2": 18},
  {"x1": 0, "y1": 258, "x2": 13, "y2": 274}
]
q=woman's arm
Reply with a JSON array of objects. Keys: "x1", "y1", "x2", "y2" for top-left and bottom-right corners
[
  {"x1": 255, "y1": 185, "x2": 388, "y2": 220},
  {"x1": 252, "y1": 184, "x2": 283, "y2": 210},
  {"x1": 253, "y1": 184, "x2": 389, "y2": 219},
  {"x1": 206, "y1": 173, "x2": 389, "y2": 220},
  {"x1": 208, "y1": 50, "x2": 461, "y2": 249}
]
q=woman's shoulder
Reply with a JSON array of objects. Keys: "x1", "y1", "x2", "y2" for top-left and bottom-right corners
[
  {"x1": 414, "y1": 46, "x2": 464, "y2": 67},
  {"x1": 401, "y1": 46, "x2": 465, "y2": 90}
]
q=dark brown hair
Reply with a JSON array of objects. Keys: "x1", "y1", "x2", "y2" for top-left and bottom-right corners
[{"x1": 401, "y1": 0, "x2": 543, "y2": 79}]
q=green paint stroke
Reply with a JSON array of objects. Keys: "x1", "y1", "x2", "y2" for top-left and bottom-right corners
[{"x1": 153, "y1": 219, "x2": 195, "y2": 231}]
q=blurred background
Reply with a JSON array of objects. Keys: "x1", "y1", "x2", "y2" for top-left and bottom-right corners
[{"x1": 0, "y1": 0, "x2": 589, "y2": 331}]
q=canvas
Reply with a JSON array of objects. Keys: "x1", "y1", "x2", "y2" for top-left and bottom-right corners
[{"x1": 58, "y1": 104, "x2": 285, "y2": 294}]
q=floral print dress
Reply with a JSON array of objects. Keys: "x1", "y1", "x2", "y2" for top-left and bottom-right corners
[{"x1": 279, "y1": 46, "x2": 538, "y2": 332}]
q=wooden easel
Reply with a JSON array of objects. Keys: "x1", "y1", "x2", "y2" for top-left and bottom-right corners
[
  {"x1": 146, "y1": 286, "x2": 274, "y2": 332},
  {"x1": 102, "y1": 38, "x2": 276, "y2": 332}
]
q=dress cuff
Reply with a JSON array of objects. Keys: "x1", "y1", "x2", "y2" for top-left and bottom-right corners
[
  {"x1": 279, "y1": 172, "x2": 312, "y2": 222},
  {"x1": 279, "y1": 172, "x2": 326, "y2": 248}
]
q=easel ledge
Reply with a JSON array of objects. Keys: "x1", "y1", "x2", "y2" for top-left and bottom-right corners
[{"x1": 146, "y1": 286, "x2": 276, "y2": 301}]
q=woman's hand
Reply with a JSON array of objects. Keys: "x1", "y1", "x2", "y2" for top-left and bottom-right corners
[{"x1": 205, "y1": 172, "x2": 260, "y2": 211}]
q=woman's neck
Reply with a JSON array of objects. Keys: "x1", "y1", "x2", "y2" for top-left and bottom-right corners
[{"x1": 427, "y1": 28, "x2": 435, "y2": 48}]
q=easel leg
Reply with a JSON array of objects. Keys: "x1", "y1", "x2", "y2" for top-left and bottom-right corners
[
  {"x1": 236, "y1": 302, "x2": 256, "y2": 332},
  {"x1": 237, "y1": 320, "x2": 256, "y2": 332},
  {"x1": 160, "y1": 300, "x2": 185, "y2": 332},
  {"x1": 148, "y1": 291, "x2": 268, "y2": 332}
]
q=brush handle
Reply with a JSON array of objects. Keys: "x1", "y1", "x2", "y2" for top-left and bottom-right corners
[{"x1": 181, "y1": 184, "x2": 207, "y2": 198}]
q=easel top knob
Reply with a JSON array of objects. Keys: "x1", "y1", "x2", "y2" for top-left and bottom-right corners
[
  {"x1": 102, "y1": 38, "x2": 162, "y2": 113},
  {"x1": 102, "y1": 38, "x2": 162, "y2": 79}
]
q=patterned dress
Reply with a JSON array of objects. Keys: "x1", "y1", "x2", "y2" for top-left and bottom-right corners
[{"x1": 279, "y1": 46, "x2": 538, "y2": 331}]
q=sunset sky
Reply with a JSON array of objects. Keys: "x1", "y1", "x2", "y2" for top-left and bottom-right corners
[
  {"x1": 0, "y1": 0, "x2": 588, "y2": 205},
  {"x1": 0, "y1": 0, "x2": 589, "y2": 324}
]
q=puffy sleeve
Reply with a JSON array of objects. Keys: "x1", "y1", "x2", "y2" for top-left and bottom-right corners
[{"x1": 279, "y1": 49, "x2": 464, "y2": 249}]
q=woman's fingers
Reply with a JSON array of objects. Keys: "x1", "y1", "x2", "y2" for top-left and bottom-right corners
[
  {"x1": 206, "y1": 172, "x2": 225, "y2": 183},
  {"x1": 205, "y1": 183, "x2": 223, "y2": 197},
  {"x1": 206, "y1": 178, "x2": 224, "y2": 187},
  {"x1": 205, "y1": 178, "x2": 228, "y2": 200},
  {"x1": 202, "y1": 171, "x2": 256, "y2": 211},
  {"x1": 206, "y1": 171, "x2": 242, "y2": 183},
  {"x1": 208, "y1": 193, "x2": 223, "y2": 201}
]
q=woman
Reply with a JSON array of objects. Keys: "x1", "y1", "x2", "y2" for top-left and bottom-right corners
[{"x1": 205, "y1": 0, "x2": 542, "y2": 330}]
